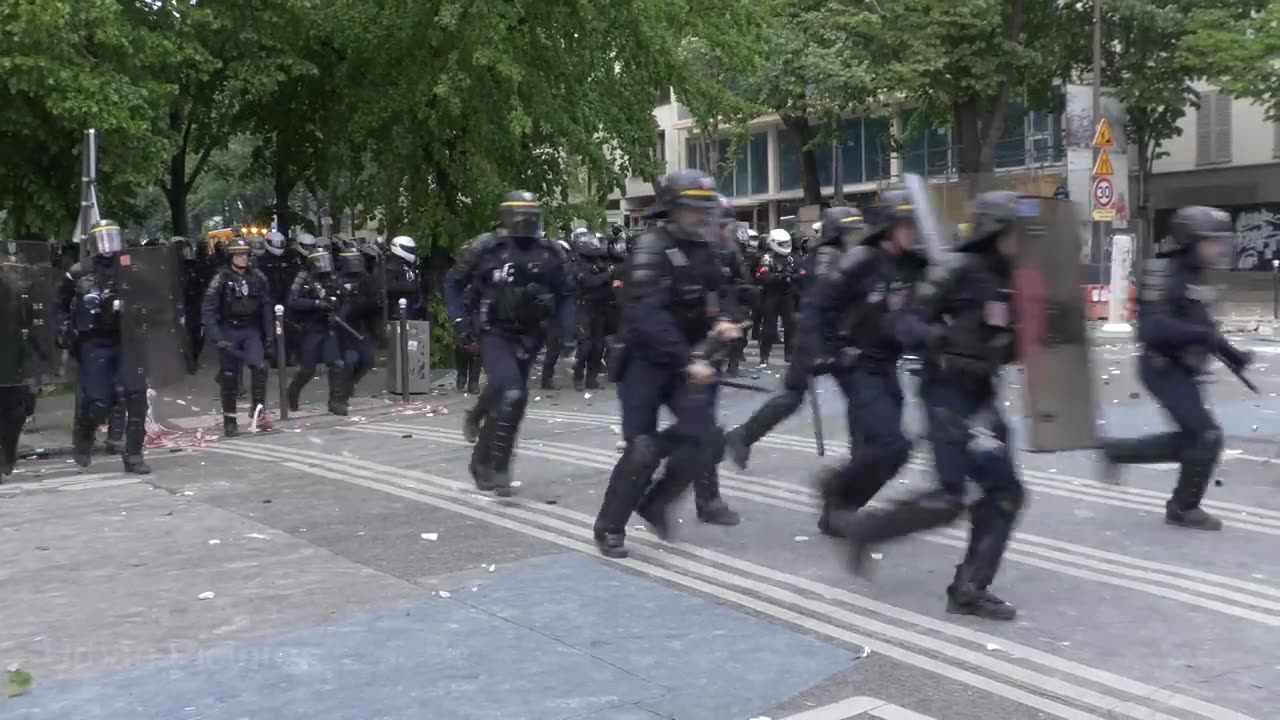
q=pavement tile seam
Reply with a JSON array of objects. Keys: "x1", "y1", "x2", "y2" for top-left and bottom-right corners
[{"x1": 202, "y1": 442, "x2": 1242, "y2": 720}]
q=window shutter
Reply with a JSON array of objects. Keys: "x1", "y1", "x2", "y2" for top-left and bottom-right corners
[
  {"x1": 1273, "y1": 122, "x2": 1279, "y2": 159},
  {"x1": 1195, "y1": 92, "x2": 1213, "y2": 166},
  {"x1": 1213, "y1": 93, "x2": 1233, "y2": 163}
]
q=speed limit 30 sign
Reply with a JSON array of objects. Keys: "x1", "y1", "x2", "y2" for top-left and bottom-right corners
[{"x1": 1093, "y1": 177, "x2": 1114, "y2": 209}]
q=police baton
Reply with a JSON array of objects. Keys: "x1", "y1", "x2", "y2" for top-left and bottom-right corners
[
  {"x1": 717, "y1": 378, "x2": 772, "y2": 393},
  {"x1": 397, "y1": 298, "x2": 410, "y2": 403},
  {"x1": 330, "y1": 313, "x2": 364, "y2": 342},
  {"x1": 274, "y1": 305, "x2": 289, "y2": 420},
  {"x1": 807, "y1": 381, "x2": 825, "y2": 456}
]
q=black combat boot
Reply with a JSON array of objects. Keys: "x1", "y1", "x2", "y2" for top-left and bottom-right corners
[
  {"x1": 539, "y1": 373, "x2": 557, "y2": 391},
  {"x1": 946, "y1": 564, "x2": 1017, "y2": 621},
  {"x1": 584, "y1": 374, "x2": 601, "y2": 390},
  {"x1": 1098, "y1": 434, "x2": 1178, "y2": 485},
  {"x1": 72, "y1": 415, "x2": 95, "y2": 469},
  {"x1": 594, "y1": 530, "x2": 628, "y2": 559},
  {"x1": 696, "y1": 498, "x2": 741, "y2": 526},
  {"x1": 104, "y1": 401, "x2": 125, "y2": 454},
  {"x1": 1166, "y1": 431, "x2": 1223, "y2": 530},
  {"x1": 223, "y1": 416, "x2": 239, "y2": 438},
  {"x1": 572, "y1": 373, "x2": 585, "y2": 392}
]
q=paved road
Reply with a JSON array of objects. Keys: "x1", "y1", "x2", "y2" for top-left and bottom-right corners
[{"x1": 1, "y1": 340, "x2": 1276, "y2": 719}]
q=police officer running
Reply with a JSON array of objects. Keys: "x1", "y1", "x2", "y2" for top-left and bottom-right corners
[
  {"x1": 332, "y1": 241, "x2": 380, "y2": 403},
  {"x1": 445, "y1": 191, "x2": 575, "y2": 496},
  {"x1": 202, "y1": 237, "x2": 275, "y2": 436},
  {"x1": 1099, "y1": 206, "x2": 1249, "y2": 530},
  {"x1": 65, "y1": 221, "x2": 151, "y2": 474},
  {"x1": 592, "y1": 171, "x2": 742, "y2": 559},
  {"x1": 723, "y1": 206, "x2": 867, "y2": 474},
  {"x1": 839, "y1": 192, "x2": 1028, "y2": 621}
]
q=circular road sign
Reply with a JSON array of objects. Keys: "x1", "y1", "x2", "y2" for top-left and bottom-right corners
[{"x1": 1093, "y1": 177, "x2": 1114, "y2": 209}]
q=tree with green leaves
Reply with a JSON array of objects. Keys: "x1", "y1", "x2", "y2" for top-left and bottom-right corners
[
  {"x1": 0, "y1": 0, "x2": 170, "y2": 238},
  {"x1": 1186, "y1": 1, "x2": 1280, "y2": 120}
]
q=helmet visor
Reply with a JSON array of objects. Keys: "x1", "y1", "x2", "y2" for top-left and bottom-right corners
[{"x1": 90, "y1": 225, "x2": 123, "y2": 256}]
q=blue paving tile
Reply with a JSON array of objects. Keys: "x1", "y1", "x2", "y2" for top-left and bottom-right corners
[{"x1": 1, "y1": 554, "x2": 856, "y2": 720}]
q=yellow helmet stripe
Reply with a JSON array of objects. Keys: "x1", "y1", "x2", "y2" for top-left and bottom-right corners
[{"x1": 501, "y1": 201, "x2": 540, "y2": 207}]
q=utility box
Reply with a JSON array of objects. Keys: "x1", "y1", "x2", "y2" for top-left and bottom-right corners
[{"x1": 386, "y1": 320, "x2": 432, "y2": 395}]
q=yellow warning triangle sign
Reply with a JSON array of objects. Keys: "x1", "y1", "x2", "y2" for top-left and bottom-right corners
[
  {"x1": 1092, "y1": 149, "x2": 1114, "y2": 177},
  {"x1": 1092, "y1": 118, "x2": 1115, "y2": 148}
]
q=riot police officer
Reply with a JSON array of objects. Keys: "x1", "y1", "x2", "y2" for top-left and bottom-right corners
[
  {"x1": 571, "y1": 229, "x2": 612, "y2": 391},
  {"x1": 840, "y1": 191, "x2": 1027, "y2": 621},
  {"x1": 202, "y1": 238, "x2": 275, "y2": 436},
  {"x1": 1100, "y1": 206, "x2": 1248, "y2": 531},
  {"x1": 536, "y1": 236, "x2": 576, "y2": 390},
  {"x1": 285, "y1": 250, "x2": 347, "y2": 414},
  {"x1": 445, "y1": 191, "x2": 575, "y2": 496},
  {"x1": 592, "y1": 171, "x2": 742, "y2": 559},
  {"x1": 449, "y1": 235, "x2": 484, "y2": 395},
  {"x1": 0, "y1": 240, "x2": 58, "y2": 478},
  {"x1": 724, "y1": 206, "x2": 866, "y2": 473},
  {"x1": 332, "y1": 241, "x2": 379, "y2": 402},
  {"x1": 257, "y1": 231, "x2": 302, "y2": 365},
  {"x1": 756, "y1": 228, "x2": 799, "y2": 365},
  {"x1": 807, "y1": 197, "x2": 924, "y2": 535},
  {"x1": 65, "y1": 221, "x2": 150, "y2": 474},
  {"x1": 385, "y1": 236, "x2": 425, "y2": 320}
]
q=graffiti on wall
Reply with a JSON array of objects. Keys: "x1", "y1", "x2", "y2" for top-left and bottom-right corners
[{"x1": 1154, "y1": 204, "x2": 1280, "y2": 270}]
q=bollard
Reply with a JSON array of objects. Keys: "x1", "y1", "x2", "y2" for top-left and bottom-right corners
[
  {"x1": 1272, "y1": 260, "x2": 1278, "y2": 320},
  {"x1": 398, "y1": 298, "x2": 410, "y2": 403},
  {"x1": 274, "y1": 305, "x2": 288, "y2": 420}
]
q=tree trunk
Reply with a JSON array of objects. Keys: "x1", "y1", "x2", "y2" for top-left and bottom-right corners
[
  {"x1": 272, "y1": 134, "x2": 295, "y2": 238},
  {"x1": 166, "y1": 152, "x2": 189, "y2": 237},
  {"x1": 782, "y1": 115, "x2": 821, "y2": 205}
]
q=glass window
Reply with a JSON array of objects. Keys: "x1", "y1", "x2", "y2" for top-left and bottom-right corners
[
  {"x1": 733, "y1": 139, "x2": 750, "y2": 196},
  {"x1": 864, "y1": 116, "x2": 892, "y2": 181},
  {"x1": 685, "y1": 139, "x2": 701, "y2": 170},
  {"x1": 716, "y1": 138, "x2": 736, "y2": 194},
  {"x1": 779, "y1": 131, "x2": 803, "y2": 192},
  {"x1": 840, "y1": 117, "x2": 865, "y2": 185},
  {"x1": 749, "y1": 132, "x2": 769, "y2": 195},
  {"x1": 902, "y1": 109, "x2": 929, "y2": 175},
  {"x1": 656, "y1": 86, "x2": 673, "y2": 106}
]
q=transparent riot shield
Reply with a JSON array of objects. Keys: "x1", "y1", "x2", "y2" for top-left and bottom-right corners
[
  {"x1": 1013, "y1": 196, "x2": 1098, "y2": 452},
  {"x1": 902, "y1": 173, "x2": 953, "y2": 262},
  {"x1": 0, "y1": 241, "x2": 62, "y2": 386},
  {"x1": 119, "y1": 244, "x2": 192, "y2": 389}
]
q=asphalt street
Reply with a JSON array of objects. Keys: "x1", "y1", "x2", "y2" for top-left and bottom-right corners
[{"x1": 1, "y1": 335, "x2": 1277, "y2": 720}]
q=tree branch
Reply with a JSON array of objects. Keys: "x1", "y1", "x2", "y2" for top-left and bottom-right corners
[{"x1": 185, "y1": 144, "x2": 217, "y2": 190}]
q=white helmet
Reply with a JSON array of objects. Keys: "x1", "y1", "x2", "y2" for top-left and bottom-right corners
[
  {"x1": 767, "y1": 228, "x2": 793, "y2": 255},
  {"x1": 390, "y1": 235, "x2": 417, "y2": 264},
  {"x1": 811, "y1": 221, "x2": 822, "y2": 235}
]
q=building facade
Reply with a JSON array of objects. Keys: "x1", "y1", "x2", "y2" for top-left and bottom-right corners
[
  {"x1": 610, "y1": 91, "x2": 1070, "y2": 233},
  {"x1": 1147, "y1": 82, "x2": 1280, "y2": 272}
]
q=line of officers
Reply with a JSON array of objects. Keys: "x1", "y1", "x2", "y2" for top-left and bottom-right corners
[
  {"x1": 446, "y1": 171, "x2": 1251, "y2": 623},
  {"x1": 36, "y1": 223, "x2": 427, "y2": 477}
]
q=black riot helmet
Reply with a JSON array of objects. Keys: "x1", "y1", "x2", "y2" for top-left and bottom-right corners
[
  {"x1": 572, "y1": 228, "x2": 604, "y2": 257},
  {"x1": 225, "y1": 237, "x2": 253, "y2": 267},
  {"x1": 1167, "y1": 205, "x2": 1232, "y2": 255},
  {"x1": 87, "y1": 220, "x2": 123, "y2": 257},
  {"x1": 956, "y1": 191, "x2": 1021, "y2": 252},
  {"x1": 608, "y1": 232, "x2": 627, "y2": 261},
  {"x1": 656, "y1": 170, "x2": 719, "y2": 241},
  {"x1": 859, "y1": 190, "x2": 916, "y2": 248},
  {"x1": 306, "y1": 250, "x2": 334, "y2": 275},
  {"x1": 821, "y1": 206, "x2": 865, "y2": 247},
  {"x1": 499, "y1": 190, "x2": 543, "y2": 239},
  {"x1": 336, "y1": 240, "x2": 365, "y2": 274}
]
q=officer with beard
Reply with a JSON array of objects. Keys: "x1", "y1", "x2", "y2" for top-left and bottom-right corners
[
  {"x1": 724, "y1": 206, "x2": 866, "y2": 473},
  {"x1": 571, "y1": 229, "x2": 612, "y2": 391},
  {"x1": 445, "y1": 192, "x2": 575, "y2": 496},
  {"x1": 286, "y1": 250, "x2": 347, "y2": 414},
  {"x1": 1099, "y1": 207, "x2": 1249, "y2": 530},
  {"x1": 840, "y1": 191, "x2": 1027, "y2": 621},
  {"x1": 592, "y1": 171, "x2": 742, "y2": 559},
  {"x1": 202, "y1": 237, "x2": 275, "y2": 436},
  {"x1": 64, "y1": 221, "x2": 151, "y2": 474},
  {"x1": 755, "y1": 228, "x2": 799, "y2": 365}
]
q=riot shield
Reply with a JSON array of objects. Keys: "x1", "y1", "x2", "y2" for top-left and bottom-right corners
[
  {"x1": 903, "y1": 173, "x2": 952, "y2": 262},
  {"x1": 119, "y1": 244, "x2": 192, "y2": 389},
  {"x1": 0, "y1": 241, "x2": 62, "y2": 386},
  {"x1": 1013, "y1": 196, "x2": 1097, "y2": 452}
]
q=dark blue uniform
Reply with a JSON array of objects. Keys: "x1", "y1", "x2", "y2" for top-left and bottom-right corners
[
  {"x1": 1101, "y1": 206, "x2": 1248, "y2": 531},
  {"x1": 445, "y1": 229, "x2": 574, "y2": 495},
  {"x1": 66, "y1": 255, "x2": 149, "y2": 472},
  {"x1": 285, "y1": 265, "x2": 346, "y2": 413},
  {"x1": 842, "y1": 192, "x2": 1026, "y2": 621},
  {"x1": 333, "y1": 251, "x2": 380, "y2": 398},
  {"x1": 571, "y1": 235, "x2": 613, "y2": 391},
  {"x1": 593, "y1": 220, "x2": 736, "y2": 557},
  {"x1": 754, "y1": 239, "x2": 798, "y2": 365},
  {"x1": 450, "y1": 236, "x2": 485, "y2": 395},
  {"x1": 202, "y1": 262, "x2": 274, "y2": 433}
]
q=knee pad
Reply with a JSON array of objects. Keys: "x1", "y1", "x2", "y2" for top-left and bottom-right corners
[
  {"x1": 1185, "y1": 427, "x2": 1223, "y2": 465},
  {"x1": 496, "y1": 387, "x2": 528, "y2": 413},
  {"x1": 973, "y1": 481, "x2": 1025, "y2": 522},
  {"x1": 85, "y1": 400, "x2": 111, "y2": 425},
  {"x1": 123, "y1": 390, "x2": 148, "y2": 416},
  {"x1": 628, "y1": 434, "x2": 663, "y2": 474}
]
